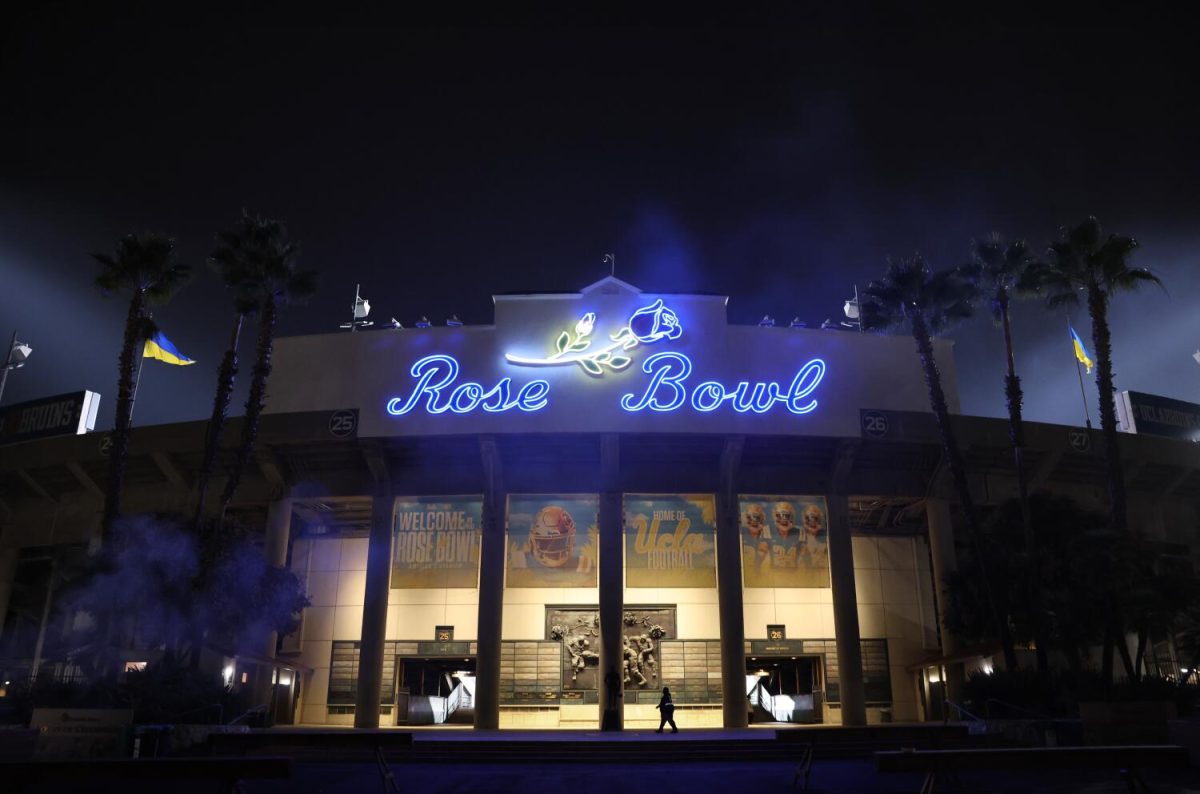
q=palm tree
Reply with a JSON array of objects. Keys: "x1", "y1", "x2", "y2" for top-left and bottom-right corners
[
  {"x1": 218, "y1": 215, "x2": 316, "y2": 514},
  {"x1": 1025, "y1": 217, "x2": 1161, "y2": 683},
  {"x1": 94, "y1": 233, "x2": 191, "y2": 541},
  {"x1": 860, "y1": 255, "x2": 1018, "y2": 670},
  {"x1": 192, "y1": 213, "x2": 266, "y2": 527},
  {"x1": 963, "y1": 234, "x2": 1048, "y2": 673}
]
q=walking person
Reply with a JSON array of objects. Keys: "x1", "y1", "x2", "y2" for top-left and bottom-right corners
[{"x1": 655, "y1": 686, "x2": 678, "y2": 733}]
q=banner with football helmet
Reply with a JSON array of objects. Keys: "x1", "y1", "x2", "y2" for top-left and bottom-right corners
[
  {"x1": 624, "y1": 494, "x2": 717, "y2": 588},
  {"x1": 391, "y1": 496, "x2": 483, "y2": 588},
  {"x1": 506, "y1": 495, "x2": 599, "y2": 588},
  {"x1": 738, "y1": 495, "x2": 830, "y2": 588}
]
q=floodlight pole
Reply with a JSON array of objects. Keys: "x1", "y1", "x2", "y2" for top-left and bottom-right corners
[{"x1": 0, "y1": 330, "x2": 19, "y2": 406}]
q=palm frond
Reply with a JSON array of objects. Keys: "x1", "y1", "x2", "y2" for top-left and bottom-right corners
[
  {"x1": 1067, "y1": 217, "x2": 1102, "y2": 253},
  {"x1": 93, "y1": 232, "x2": 190, "y2": 303},
  {"x1": 1045, "y1": 291, "x2": 1080, "y2": 310},
  {"x1": 283, "y1": 268, "x2": 319, "y2": 304},
  {"x1": 145, "y1": 262, "x2": 193, "y2": 304},
  {"x1": 1112, "y1": 267, "x2": 1164, "y2": 294},
  {"x1": 861, "y1": 255, "x2": 977, "y2": 336},
  {"x1": 211, "y1": 210, "x2": 313, "y2": 310}
]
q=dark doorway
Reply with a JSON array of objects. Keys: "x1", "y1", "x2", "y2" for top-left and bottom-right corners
[
  {"x1": 746, "y1": 656, "x2": 823, "y2": 724},
  {"x1": 394, "y1": 657, "x2": 476, "y2": 725}
]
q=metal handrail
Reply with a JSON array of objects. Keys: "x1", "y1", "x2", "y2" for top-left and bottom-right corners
[
  {"x1": 943, "y1": 699, "x2": 983, "y2": 723},
  {"x1": 748, "y1": 682, "x2": 774, "y2": 715},
  {"x1": 984, "y1": 698, "x2": 1052, "y2": 721},
  {"x1": 227, "y1": 703, "x2": 267, "y2": 725},
  {"x1": 446, "y1": 683, "x2": 463, "y2": 716},
  {"x1": 169, "y1": 702, "x2": 224, "y2": 724}
]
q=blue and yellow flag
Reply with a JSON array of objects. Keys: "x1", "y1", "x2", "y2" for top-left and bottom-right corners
[
  {"x1": 1070, "y1": 326, "x2": 1093, "y2": 374},
  {"x1": 143, "y1": 330, "x2": 195, "y2": 366}
]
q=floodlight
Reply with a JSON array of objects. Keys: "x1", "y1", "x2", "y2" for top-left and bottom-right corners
[
  {"x1": 0, "y1": 333, "x2": 33, "y2": 404},
  {"x1": 8, "y1": 343, "x2": 32, "y2": 367}
]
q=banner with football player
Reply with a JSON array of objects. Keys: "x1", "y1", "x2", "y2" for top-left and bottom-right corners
[
  {"x1": 391, "y1": 496, "x2": 483, "y2": 588},
  {"x1": 506, "y1": 495, "x2": 599, "y2": 588},
  {"x1": 624, "y1": 494, "x2": 717, "y2": 588},
  {"x1": 738, "y1": 495, "x2": 830, "y2": 588}
]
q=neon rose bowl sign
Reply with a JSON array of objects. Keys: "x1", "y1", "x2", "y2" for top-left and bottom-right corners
[{"x1": 385, "y1": 300, "x2": 826, "y2": 417}]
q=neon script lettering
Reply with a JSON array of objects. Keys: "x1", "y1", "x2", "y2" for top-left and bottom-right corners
[
  {"x1": 619, "y1": 353, "x2": 826, "y2": 415},
  {"x1": 386, "y1": 355, "x2": 550, "y2": 415},
  {"x1": 386, "y1": 353, "x2": 826, "y2": 417}
]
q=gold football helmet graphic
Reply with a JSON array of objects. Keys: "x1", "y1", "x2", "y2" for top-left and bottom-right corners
[
  {"x1": 802, "y1": 503, "x2": 825, "y2": 536},
  {"x1": 773, "y1": 501, "x2": 797, "y2": 536},
  {"x1": 529, "y1": 505, "x2": 577, "y2": 568},
  {"x1": 743, "y1": 503, "x2": 767, "y2": 538}
]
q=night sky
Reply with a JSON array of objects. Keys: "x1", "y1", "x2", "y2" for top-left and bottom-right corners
[{"x1": 3, "y1": 7, "x2": 1199, "y2": 431}]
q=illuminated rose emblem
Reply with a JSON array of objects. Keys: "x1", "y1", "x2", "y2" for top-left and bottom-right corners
[
  {"x1": 504, "y1": 299, "x2": 682, "y2": 377},
  {"x1": 626, "y1": 299, "x2": 682, "y2": 344}
]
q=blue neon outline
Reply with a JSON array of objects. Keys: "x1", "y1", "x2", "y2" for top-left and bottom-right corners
[
  {"x1": 690, "y1": 381, "x2": 725, "y2": 412},
  {"x1": 621, "y1": 352, "x2": 826, "y2": 415},
  {"x1": 386, "y1": 355, "x2": 551, "y2": 416},
  {"x1": 387, "y1": 353, "x2": 825, "y2": 418},
  {"x1": 785, "y1": 359, "x2": 825, "y2": 414},
  {"x1": 620, "y1": 352, "x2": 691, "y2": 412}
]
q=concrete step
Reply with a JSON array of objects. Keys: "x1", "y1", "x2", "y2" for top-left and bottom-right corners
[{"x1": 208, "y1": 725, "x2": 987, "y2": 763}]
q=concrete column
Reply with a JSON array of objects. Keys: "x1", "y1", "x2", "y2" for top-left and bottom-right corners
[
  {"x1": 474, "y1": 437, "x2": 505, "y2": 730},
  {"x1": 828, "y1": 493, "x2": 866, "y2": 726},
  {"x1": 598, "y1": 435, "x2": 623, "y2": 730},
  {"x1": 716, "y1": 438, "x2": 747, "y2": 728},
  {"x1": 260, "y1": 499, "x2": 292, "y2": 657},
  {"x1": 264, "y1": 498, "x2": 293, "y2": 569},
  {"x1": 354, "y1": 489, "x2": 394, "y2": 728},
  {"x1": 925, "y1": 497, "x2": 963, "y2": 703},
  {"x1": 251, "y1": 499, "x2": 293, "y2": 714},
  {"x1": 0, "y1": 547, "x2": 18, "y2": 644}
]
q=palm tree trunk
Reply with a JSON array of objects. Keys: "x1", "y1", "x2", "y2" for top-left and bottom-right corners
[
  {"x1": 194, "y1": 314, "x2": 244, "y2": 528},
  {"x1": 910, "y1": 313, "x2": 1019, "y2": 670},
  {"x1": 999, "y1": 294, "x2": 1048, "y2": 675},
  {"x1": 1087, "y1": 283, "x2": 1127, "y2": 533},
  {"x1": 102, "y1": 288, "x2": 145, "y2": 542},
  {"x1": 221, "y1": 299, "x2": 277, "y2": 513},
  {"x1": 1087, "y1": 282, "x2": 1133, "y2": 683}
]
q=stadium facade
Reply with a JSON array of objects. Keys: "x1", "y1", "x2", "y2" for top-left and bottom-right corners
[{"x1": 1, "y1": 277, "x2": 1197, "y2": 729}]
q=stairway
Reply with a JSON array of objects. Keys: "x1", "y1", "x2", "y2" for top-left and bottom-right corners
[
  {"x1": 445, "y1": 685, "x2": 474, "y2": 724},
  {"x1": 209, "y1": 724, "x2": 987, "y2": 763}
]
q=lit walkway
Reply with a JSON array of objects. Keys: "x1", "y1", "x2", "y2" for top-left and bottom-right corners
[{"x1": 241, "y1": 759, "x2": 1200, "y2": 794}]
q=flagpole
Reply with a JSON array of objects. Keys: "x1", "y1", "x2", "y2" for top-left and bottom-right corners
[
  {"x1": 129, "y1": 341, "x2": 147, "y2": 429},
  {"x1": 1074, "y1": 356, "x2": 1092, "y2": 430},
  {"x1": 1069, "y1": 316, "x2": 1093, "y2": 430}
]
